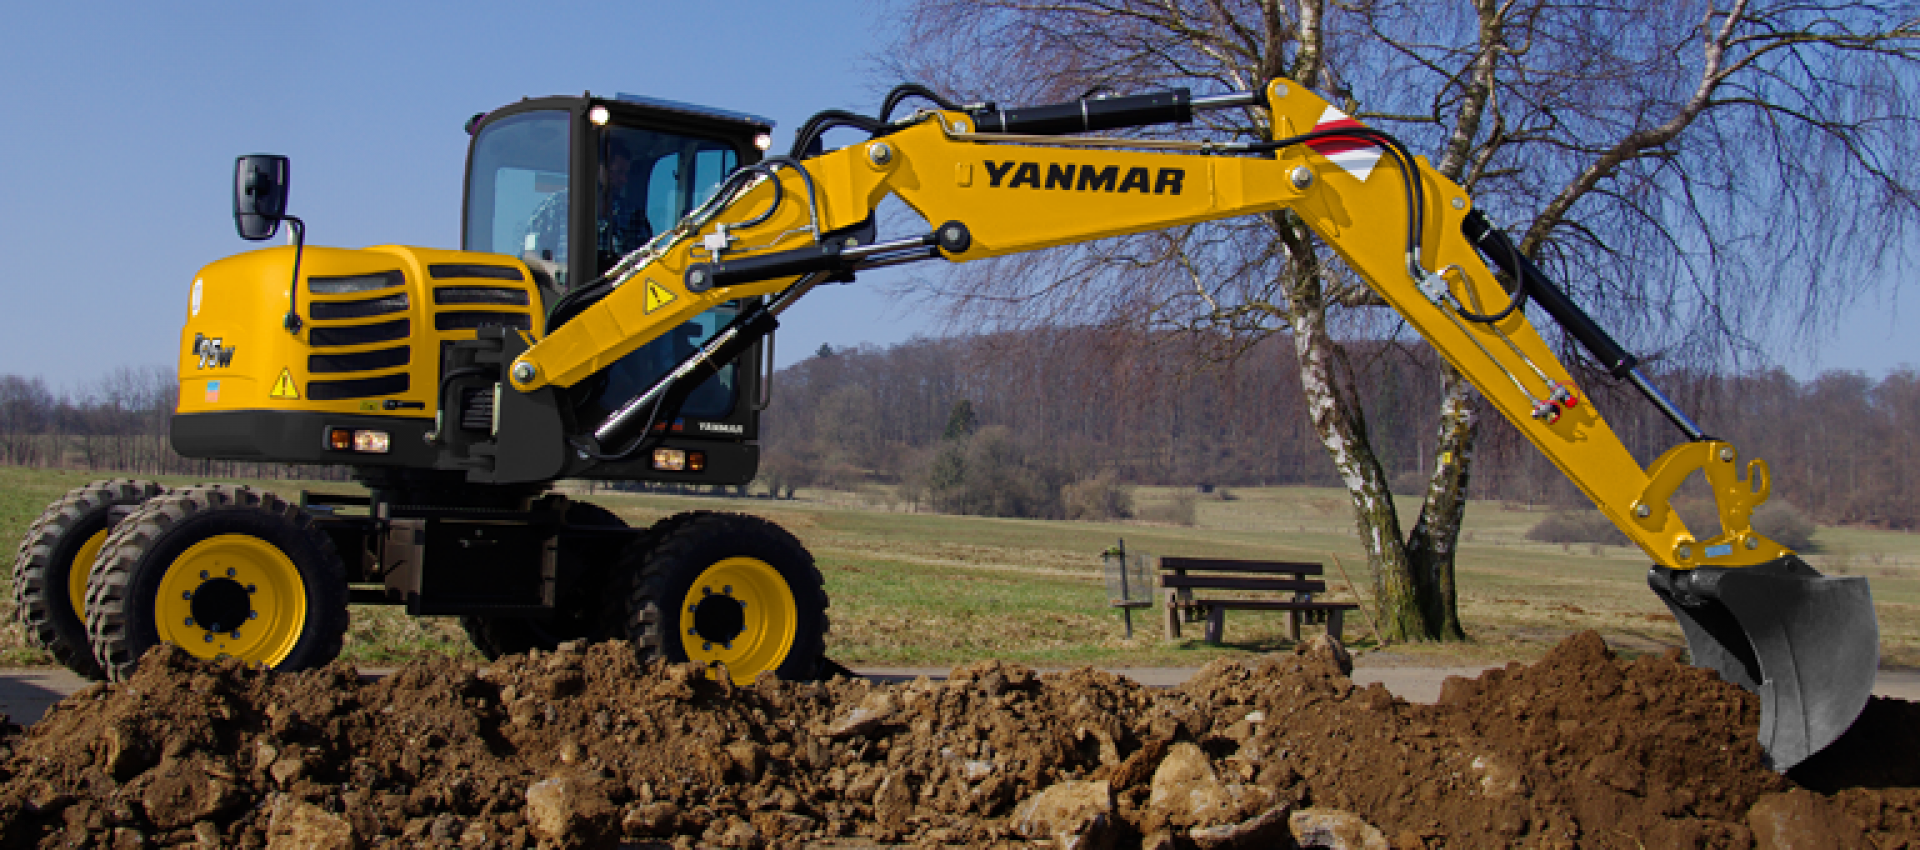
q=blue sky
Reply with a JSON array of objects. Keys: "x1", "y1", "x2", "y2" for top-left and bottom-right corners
[
  {"x1": 0, "y1": 0, "x2": 1909, "y2": 395},
  {"x1": 0, "y1": 0, "x2": 937, "y2": 393}
]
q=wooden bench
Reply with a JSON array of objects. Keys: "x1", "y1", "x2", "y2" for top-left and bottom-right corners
[{"x1": 1160, "y1": 557, "x2": 1362, "y2": 645}]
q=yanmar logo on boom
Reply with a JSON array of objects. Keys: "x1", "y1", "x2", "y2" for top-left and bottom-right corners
[{"x1": 982, "y1": 160, "x2": 1186, "y2": 195}]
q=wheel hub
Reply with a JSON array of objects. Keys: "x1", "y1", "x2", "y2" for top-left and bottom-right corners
[
  {"x1": 690, "y1": 586, "x2": 747, "y2": 648},
  {"x1": 185, "y1": 576, "x2": 253, "y2": 635}
]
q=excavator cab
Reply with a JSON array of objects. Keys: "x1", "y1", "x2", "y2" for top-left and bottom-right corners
[{"x1": 460, "y1": 93, "x2": 775, "y2": 484}]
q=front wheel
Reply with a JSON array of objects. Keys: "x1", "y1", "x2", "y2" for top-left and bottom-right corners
[
  {"x1": 628, "y1": 512, "x2": 828, "y2": 683},
  {"x1": 85, "y1": 486, "x2": 349, "y2": 681},
  {"x1": 13, "y1": 479, "x2": 167, "y2": 679}
]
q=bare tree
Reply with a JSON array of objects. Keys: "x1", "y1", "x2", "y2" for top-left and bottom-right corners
[{"x1": 883, "y1": 0, "x2": 1920, "y2": 640}]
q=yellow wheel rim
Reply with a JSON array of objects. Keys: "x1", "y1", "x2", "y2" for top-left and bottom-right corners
[
  {"x1": 70, "y1": 529, "x2": 109, "y2": 617},
  {"x1": 677, "y1": 557, "x2": 797, "y2": 683},
  {"x1": 155, "y1": 534, "x2": 308, "y2": 666}
]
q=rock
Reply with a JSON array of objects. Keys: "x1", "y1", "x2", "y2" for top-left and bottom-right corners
[
  {"x1": 266, "y1": 799, "x2": 355, "y2": 849},
  {"x1": 622, "y1": 801, "x2": 681, "y2": 835},
  {"x1": 1290, "y1": 808, "x2": 1391, "y2": 849},
  {"x1": 1301, "y1": 634, "x2": 1353, "y2": 675},
  {"x1": 1748, "y1": 789, "x2": 1867, "y2": 850},
  {"x1": 1191, "y1": 801, "x2": 1294, "y2": 849},
  {"x1": 523, "y1": 774, "x2": 617, "y2": 849},
  {"x1": 192, "y1": 821, "x2": 222, "y2": 848},
  {"x1": 1468, "y1": 753, "x2": 1527, "y2": 799},
  {"x1": 725, "y1": 741, "x2": 768, "y2": 782},
  {"x1": 1013, "y1": 780, "x2": 1117, "y2": 850},
  {"x1": 824, "y1": 691, "x2": 896, "y2": 738},
  {"x1": 1146, "y1": 742, "x2": 1272, "y2": 831},
  {"x1": 141, "y1": 762, "x2": 242, "y2": 830}
]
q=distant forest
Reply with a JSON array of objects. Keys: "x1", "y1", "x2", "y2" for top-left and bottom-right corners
[
  {"x1": 1, "y1": 334, "x2": 1913, "y2": 529},
  {"x1": 759, "y1": 330, "x2": 1918, "y2": 529}
]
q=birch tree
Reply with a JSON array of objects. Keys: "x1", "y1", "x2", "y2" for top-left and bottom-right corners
[{"x1": 884, "y1": 0, "x2": 1920, "y2": 640}]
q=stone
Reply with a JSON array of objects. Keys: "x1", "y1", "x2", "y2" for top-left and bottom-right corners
[
  {"x1": 523, "y1": 774, "x2": 617, "y2": 849},
  {"x1": 1301, "y1": 633, "x2": 1354, "y2": 675},
  {"x1": 1146, "y1": 742, "x2": 1271, "y2": 831},
  {"x1": 1013, "y1": 779, "x2": 1117, "y2": 850},
  {"x1": 1191, "y1": 801, "x2": 1294, "y2": 849},
  {"x1": 266, "y1": 799, "x2": 355, "y2": 849},
  {"x1": 1290, "y1": 807, "x2": 1392, "y2": 849},
  {"x1": 824, "y1": 691, "x2": 896, "y2": 739}
]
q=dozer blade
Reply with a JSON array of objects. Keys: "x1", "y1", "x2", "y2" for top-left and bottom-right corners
[{"x1": 1648, "y1": 557, "x2": 1878, "y2": 771}]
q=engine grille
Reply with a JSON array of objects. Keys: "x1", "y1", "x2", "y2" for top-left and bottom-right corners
[{"x1": 305, "y1": 270, "x2": 412, "y2": 401}]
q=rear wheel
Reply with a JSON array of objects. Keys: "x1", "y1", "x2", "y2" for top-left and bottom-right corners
[
  {"x1": 12, "y1": 479, "x2": 166, "y2": 679},
  {"x1": 461, "y1": 500, "x2": 632, "y2": 659},
  {"x1": 85, "y1": 486, "x2": 349, "y2": 681},
  {"x1": 628, "y1": 511, "x2": 828, "y2": 683}
]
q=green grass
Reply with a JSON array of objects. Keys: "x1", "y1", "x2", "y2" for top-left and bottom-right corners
[{"x1": 3, "y1": 466, "x2": 1916, "y2": 671}]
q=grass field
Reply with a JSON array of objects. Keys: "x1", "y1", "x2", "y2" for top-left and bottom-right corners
[{"x1": 4, "y1": 465, "x2": 1916, "y2": 670}]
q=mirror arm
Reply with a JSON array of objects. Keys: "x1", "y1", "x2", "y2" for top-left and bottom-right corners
[{"x1": 281, "y1": 216, "x2": 306, "y2": 334}]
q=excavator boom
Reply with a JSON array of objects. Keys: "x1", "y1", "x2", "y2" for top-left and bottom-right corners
[{"x1": 506, "y1": 79, "x2": 1877, "y2": 768}]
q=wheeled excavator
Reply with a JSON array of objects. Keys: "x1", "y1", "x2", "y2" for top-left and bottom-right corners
[{"x1": 10, "y1": 80, "x2": 1879, "y2": 770}]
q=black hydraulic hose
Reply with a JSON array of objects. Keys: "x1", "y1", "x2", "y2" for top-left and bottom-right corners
[
  {"x1": 1244, "y1": 126, "x2": 1424, "y2": 276},
  {"x1": 789, "y1": 110, "x2": 893, "y2": 159},
  {"x1": 1451, "y1": 220, "x2": 1530, "y2": 324},
  {"x1": 880, "y1": 83, "x2": 964, "y2": 123},
  {"x1": 1462, "y1": 210, "x2": 1640, "y2": 378}
]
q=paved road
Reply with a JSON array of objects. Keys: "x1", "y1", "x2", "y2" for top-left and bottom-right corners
[{"x1": 4, "y1": 663, "x2": 1916, "y2": 729}]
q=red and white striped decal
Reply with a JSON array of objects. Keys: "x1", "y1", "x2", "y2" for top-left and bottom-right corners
[{"x1": 1304, "y1": 106, "x2": 1382, "y2": 182}]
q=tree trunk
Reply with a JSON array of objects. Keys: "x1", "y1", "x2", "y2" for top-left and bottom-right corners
[
  {"x1": 1287, "y1": 288, "x2": 1425, "y2": 641},
  {"x1": 1405, "y1": 365, "x2": 1477, "y2": 641}
]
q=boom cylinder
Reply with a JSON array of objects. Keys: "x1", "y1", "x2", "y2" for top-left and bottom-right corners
[{"x1": 969, "y1": 89, "x2": 1193, "y2": 135}]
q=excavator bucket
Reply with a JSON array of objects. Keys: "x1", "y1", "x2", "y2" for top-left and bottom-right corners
[{"x1": 1648, "y1": 557, "x2": 1878, "y2": 771}]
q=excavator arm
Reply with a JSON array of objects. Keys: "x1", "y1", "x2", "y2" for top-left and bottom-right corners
[{"x1": 508, "y1": 79, "x2": 1876, "y2": 768}]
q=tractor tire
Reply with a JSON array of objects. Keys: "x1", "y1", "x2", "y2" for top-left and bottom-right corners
[
  {"x1": 628, "y1": 511, "x2": 829, "y2": 683},
  {"x1": 460, "y1": 500, "x2": 632, "y2": 659},
  {"x1": 85, "y1": 485, "x2": 349, "y2": 681},
  {"x1": 12, "y1": 479, "x2": 166, "y2": 680}
]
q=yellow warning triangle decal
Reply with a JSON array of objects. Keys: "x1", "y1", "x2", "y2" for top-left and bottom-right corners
[
  {"x1": 644, "y1": 279, "x2": 677, "y2": 314},
  {"x1": 270, "y1": 369, "x2": 300, "y2": 400}
]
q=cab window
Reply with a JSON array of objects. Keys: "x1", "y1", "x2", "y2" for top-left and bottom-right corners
[{"x1": 464, "y1": 110, "x2": 571, "y2": 288}]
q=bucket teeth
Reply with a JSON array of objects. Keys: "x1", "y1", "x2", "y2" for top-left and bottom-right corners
[{"x1": 1649, "y1": 556, "x2": 1878, "y2": 771}]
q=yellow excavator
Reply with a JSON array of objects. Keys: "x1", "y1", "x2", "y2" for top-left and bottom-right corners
[{"x1": 11, "y1": 80, "x2": 1877, "y2": 769}]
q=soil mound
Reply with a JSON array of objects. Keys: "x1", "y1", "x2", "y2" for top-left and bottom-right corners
[{"x1": 0, "y1": 632, "x2": 1912, "y2": 848}]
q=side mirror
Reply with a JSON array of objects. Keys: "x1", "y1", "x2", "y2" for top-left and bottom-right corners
[{"x1": 234, "y1": 154, "x2": 291, "y2": 241}]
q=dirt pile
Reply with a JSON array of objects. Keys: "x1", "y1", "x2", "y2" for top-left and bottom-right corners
[{"x1": 0, "y1": 632, "x2": 1912, "y2": 848}]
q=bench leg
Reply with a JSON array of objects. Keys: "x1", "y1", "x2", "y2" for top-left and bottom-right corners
[
  {"x1": 1203, "y1": 606, "x2": 1225, "y2": 644},
  {"x1": 1165, "y1": 591, "x2": 1182, "y2": 640},
  {"x1": 1289, "y1": 609, "x2": 1302, "y2": 642},
  {"x1": 1328, "y1": 610, "x2": 1345, "y2": 641}
]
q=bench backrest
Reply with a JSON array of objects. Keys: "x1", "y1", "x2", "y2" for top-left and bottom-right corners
[{"x1": 1159, "y1": 557, "x2": 1328, "y2": 594}]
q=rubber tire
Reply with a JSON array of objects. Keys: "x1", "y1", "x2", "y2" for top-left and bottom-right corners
[
  {"x1": 627, "y1": 511, "x2": 829, "y2": 682},
  {"x1": 12, "y1": 479, "x2": 166, "y2": 680},
  {"x1": 85, "y1": 485, "x2": 349, "y2": 681},
  {"x1": 460, "y1": 500, "x2": 632, "y2": 660}
]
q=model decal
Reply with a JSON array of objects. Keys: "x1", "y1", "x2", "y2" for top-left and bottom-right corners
[{"x1": 193, "y1": 334, "x2": 236, "y2": 369}]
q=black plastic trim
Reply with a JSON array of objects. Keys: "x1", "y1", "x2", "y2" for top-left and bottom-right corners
[
  {"x1": 171, "y1": 410, "x2": 435, "y2": 467},
  {"x1": 435, "y1": 311, "x2": 532, "y2": 331},
  {"x1": 309, "y1": 373, "x2": 411, "y2": 401},
  {"x1": 309, "y1": 293, "x2": 410, "y2": 320},
  {"x1": 430, "y1": 263, "x2": 524, "y2": 281},
  {"x1": 311, "y1": 319, "x2": 410, "y2": 347},
  {"x1": 434, "y1": 286, "x2": 530, "y2": 306},
  {"x1": 309, "y1": 346, "x2": 410, "y2": 374},
  {"x1": 309, "y1": 270, "x2": 405, "y2": 294}
]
